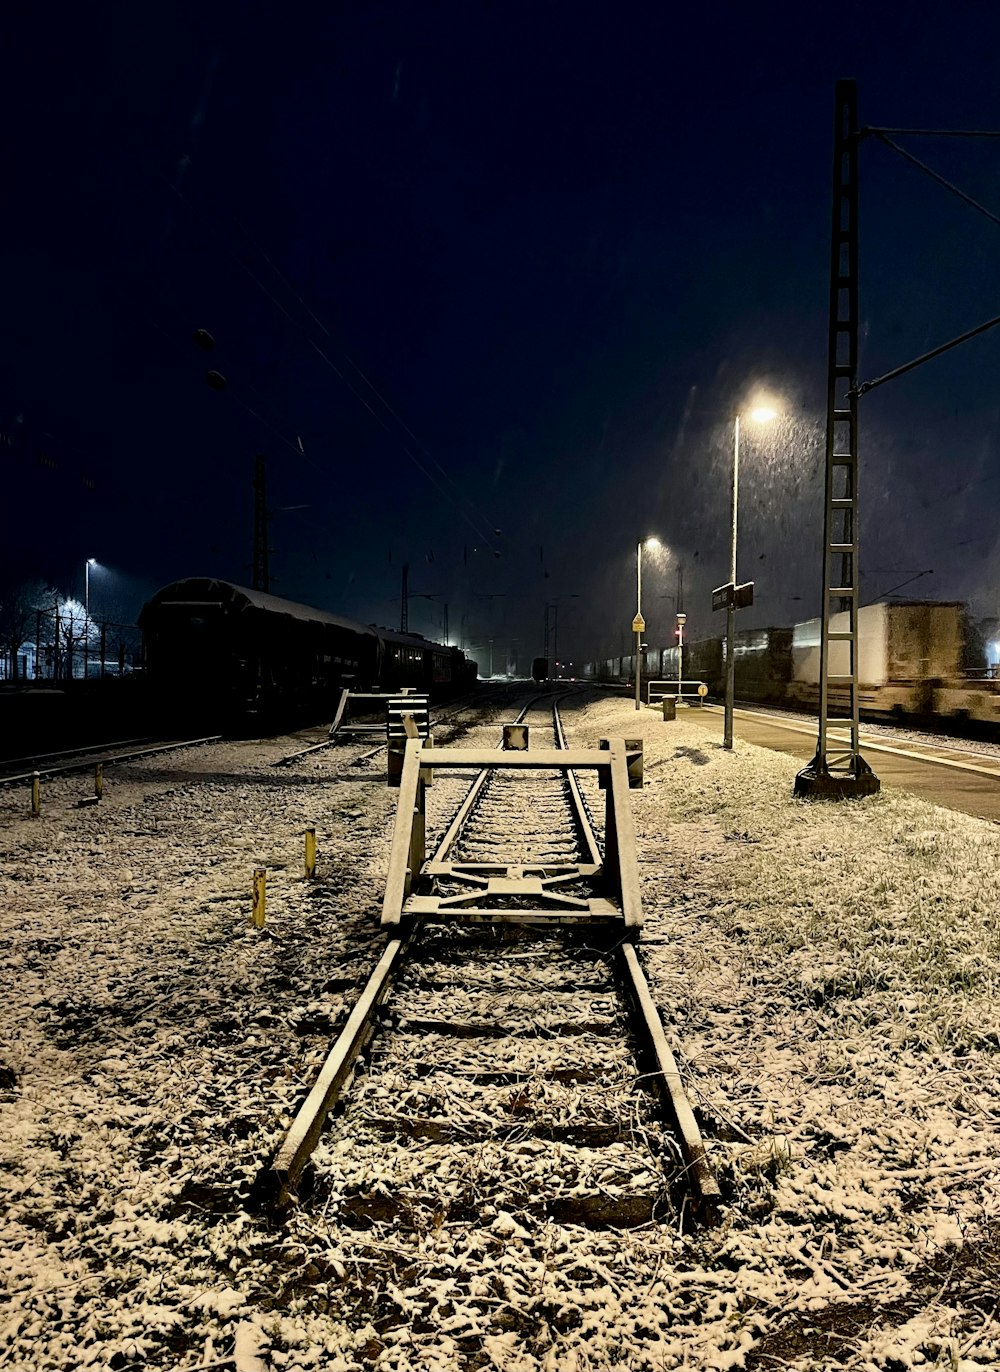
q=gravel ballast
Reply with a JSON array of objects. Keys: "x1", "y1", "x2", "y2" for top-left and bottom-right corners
[{"x1": 1, "y1": 700, "x2": 998, "y2": 1371}]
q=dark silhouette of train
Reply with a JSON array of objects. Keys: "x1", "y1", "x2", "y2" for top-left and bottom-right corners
[{"x1": 140, "y1": 578, "x2": 478, "y2": 730}]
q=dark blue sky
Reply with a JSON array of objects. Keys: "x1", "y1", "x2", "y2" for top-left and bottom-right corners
[{"x1": 5, "y1": 1, "x2": 1000, "y2": 672}]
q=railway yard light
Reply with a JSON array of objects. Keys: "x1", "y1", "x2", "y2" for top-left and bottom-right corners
[
  {"x1": 634, "y1": 537, "x2": 662, "y2": 711},
  {"x1": 725, "y1": 406, "x2": 778, "y2": 748},
  {"x1": 84, "y1": 558, "x2": 97, "y2": 617}
]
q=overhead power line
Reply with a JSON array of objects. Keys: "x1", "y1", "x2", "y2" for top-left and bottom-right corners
[
  {"x1": 867, "y1": 130, "x2": 1000, "y2": 231},
  {"x1": 240, "y1": 226, "x2": 501, "y2": 545},
  {"x1": 165, "y1": 179, "x2": 503, "y2": 552}
]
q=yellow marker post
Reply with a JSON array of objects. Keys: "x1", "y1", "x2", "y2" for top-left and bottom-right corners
[
  {"x1": 304, "y1": 826, "x2": 317, "y2": 880},
  {"x1": 252, "y1": 867, "x2": 267, "y2": 928},
  {"x1": 31, "y1": 771, "x2": 41, "y2": 818},
  {"x1": 95, "y1": 763, "x2": 104, "y2": 800}
]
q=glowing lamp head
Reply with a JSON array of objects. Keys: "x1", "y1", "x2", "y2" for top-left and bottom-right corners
[{"x1": 749, "y1": 406, "x2": 778, "y2": 424}]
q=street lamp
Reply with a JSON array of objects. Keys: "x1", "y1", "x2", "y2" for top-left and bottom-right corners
[
  {"x1": 635, "y1": 536, "x2": 662, "y2": 710},
  {"x1": 724, "y1": 407, "x2": 777, "y2": 748},
  {"x1": 85, "y1": 559, "x2": 97, "y2": 617}
]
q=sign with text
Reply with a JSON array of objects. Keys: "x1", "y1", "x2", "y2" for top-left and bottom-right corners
[
  {"x1": 631, "y1": 613, "x2": 646, "y2": 633},
  {"x1": 712, "y1": 581, "x2": 754, "y2": 611},
  {"x1": 712, "y1": 582, "x2": 734, "y2": 611}
]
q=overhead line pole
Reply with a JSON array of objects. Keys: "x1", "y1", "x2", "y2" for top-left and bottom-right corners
[
  {"x1": 795, "y1": 87, "x2": 1000, "y2": 800},
  {"x1": 795, "y1": 80, "x2": 878, "y2": 799}
]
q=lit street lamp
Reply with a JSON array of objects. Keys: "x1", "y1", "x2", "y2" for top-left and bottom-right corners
[
  {"x1": 635, "y1": 536, "x2": 662, "y2": 710},
  {"x1": 85, "y1": 558, "x2": 97, "y2": 618},
  {"x1": 725, "y1": 407, "x2": 777, "y2": 748}
]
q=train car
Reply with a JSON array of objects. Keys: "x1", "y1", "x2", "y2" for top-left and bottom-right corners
[
  {"x1": 140, "y1": 578, "x2": 477, "y2": 730},
  {"x1": 583, "y1": 601, "x2": 970, "y2": 722},
  {"x1": 376, "y1": 628, "x2": 477, "y2": 697},
  {"x1": 140, "y1": 578, "x2": 380, "y2": 727},
  {"x1": 787, "y1": 602, "x2": 963, "y2": 716}
]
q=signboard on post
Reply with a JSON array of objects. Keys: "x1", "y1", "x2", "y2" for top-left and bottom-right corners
[
  {"x1": 631, "y1": 613, "x2": 645, "y2": 633},
  {"x1": 713, "y1": 581, "x2": 754, "y2": 612},
  {"x1": 712, "y1": 583, "x2": 734, "y2": 612}
]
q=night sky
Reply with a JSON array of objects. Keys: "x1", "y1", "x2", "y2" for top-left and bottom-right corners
[{"x1": 5, "y1": 1, "x2": 1000, "y2": 675}]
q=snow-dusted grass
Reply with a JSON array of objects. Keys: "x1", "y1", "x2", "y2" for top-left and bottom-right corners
[
  {"x1": 1, "y1": 701, "x2": 999, "y2": 1370},
  {"x1": 573, "y1": 698, "x2": 1000, "y2": 1370}
]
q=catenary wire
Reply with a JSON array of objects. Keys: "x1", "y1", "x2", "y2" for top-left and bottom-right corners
[{"x1": 165, "y1": 181, "x2": 503, "y2": 551}]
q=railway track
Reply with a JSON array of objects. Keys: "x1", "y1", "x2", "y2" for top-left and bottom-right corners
[
  {"x1": 0, "y1": 734, "x2": 223, "y2": 787},
  {"x1": 259, "y1": 689, "x2": 721, "y2": 1281},
  {"x1": 271, "y1": 682, "x2": 525, "y2": 768}
]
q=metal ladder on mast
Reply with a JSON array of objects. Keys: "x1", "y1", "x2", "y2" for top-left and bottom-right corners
[{"x1": 796, "y1": 79, "x2": 879, "y2": 798}]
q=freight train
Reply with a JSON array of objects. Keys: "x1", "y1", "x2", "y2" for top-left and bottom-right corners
[
  {"x1": 140, "y1": 578, "x2": 478, "y2": 729},
  {"x1": 584, "y1": 600, "x2": 1000, "y2": 732}
]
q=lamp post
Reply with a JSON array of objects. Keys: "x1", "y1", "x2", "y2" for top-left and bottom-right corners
[
  {"x1": 85, "y1": 558, "x2": 96, "y2": 617},
  {"x1": 635, "y1": 536, "x2": 662, "y2": 710},
  {"x1": 675, "y1": 612, "x2": 686, "y2": 702},
  {"x1": 724, "y1": 408, "x2": 777, "y2": 749}
]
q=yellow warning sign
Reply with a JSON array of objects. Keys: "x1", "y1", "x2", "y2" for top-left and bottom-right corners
[{"x1": 631, "y1": 614, "x2": 645, "y2": 633}]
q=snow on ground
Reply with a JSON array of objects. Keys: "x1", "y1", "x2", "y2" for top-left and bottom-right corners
[{"x1": 1, "y1": 699, "x2": 999, "y2": 1371}]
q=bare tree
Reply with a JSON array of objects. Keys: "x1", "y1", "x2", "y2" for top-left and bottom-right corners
[{"x1": 0, "y1": 578, "x2": 55, "y2": 681}]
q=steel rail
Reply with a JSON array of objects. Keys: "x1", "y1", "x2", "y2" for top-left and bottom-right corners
[
  {"x1": 1, "y1": 735, "x2": 157, "y2": 771},
  {"x1": 421, "y1": 689, "x2": 720, "y2": 1220},
  {"x1": 550, "y1": 698, "x2": 721, "y2": 1219},
  {"x1": 260, "y1": 688, "x2": 567, "y2": 1209},
  {"x1": 272, "y1": 735, "x2": 344, "y2": 767},
  {"x1": 616, "y1": 944, "x2": 722, "y2": 1224},
  {"x1": 426, "y1": 689, "x2": 558, "y2": 862},
  {"x1": 261, "y1": 935, "x2": 411, "y2": 1210},
  {"x1": 552, "y1": 693, "x2": 603, "y2": 867},
  {"x1": 271, "y1": 685, "x2": 516, "y2": 767},
  {"x1": 0, "y1": 735, "x2": 223, "y2": 787},
  {"x1": 274, "y1": 733, "x2": 394, "y2": 767},
  {"x1": 259, "y1": 686, "x2": 722, "y2": 1225}
]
